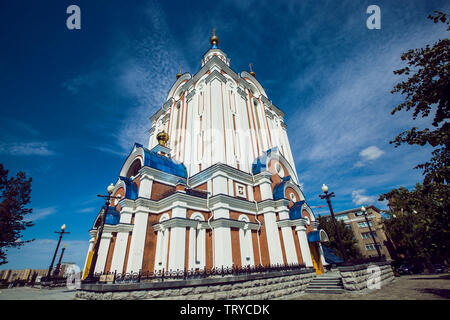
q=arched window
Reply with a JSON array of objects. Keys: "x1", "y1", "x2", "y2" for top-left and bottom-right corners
[
  {"x1": 126, "y1": 158, "x2": 142, "y2": 179},
  {"x1": 154, "y1": 214, "x2": 170, "y2": 272},
  {"x1": 189, "y1": 213, "x2": 206, "y2": 270},
  {"x1": 239, "y1": 215, "x2": 254, "y2": 267}
]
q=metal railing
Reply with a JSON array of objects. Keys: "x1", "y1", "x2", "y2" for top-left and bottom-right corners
[{"x1": 82, "y1": 263, "x2": 308, "y2": 284}]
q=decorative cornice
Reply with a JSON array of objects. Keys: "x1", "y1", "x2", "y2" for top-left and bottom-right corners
[
  {"x1": 189, "y1": 162, "x2": 254, "y2": 187},
  {"x1": 139, "y1": 166, "x2": 187, "y2": 186},
  {"x1": 186, "y1": 89, "x2": 196, "y2": 102},
  {"x1": 277, "y1": 218, "x2": 307, "y2": 229},
  {"x1": 103, "y1": 223, "x2": 134, "y2": 233},
  {"x1": 118, "y1": 188, "x2": 290, "y2": 217},
  {"x1": 205, "y1": 69, "x2": 227, "y2": 84},
  {"x1": 152, "y1": 217, "x2": 260, "y2": 232}
]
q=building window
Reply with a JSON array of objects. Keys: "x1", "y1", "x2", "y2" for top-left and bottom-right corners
[
  {"x1": 365, "y1": 243, "x2": 382, "y2": 251},
  {"x1": 358, "y1": 221, "x2": 373, "y2": 228},
  {"x1": 335, "y1": 215, "x2": 349, "y2": 221},
  {"x1": 361, "y1": 232, "x2": 377, "y2": 239}
]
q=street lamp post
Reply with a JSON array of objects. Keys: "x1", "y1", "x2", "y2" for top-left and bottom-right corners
[
  {"x1": 87, "y1": 183, "x2": 120, "y2": 280},
  {"x1": 46, "y1": 224, "x2": 70, "y2": 281},
  {"x1": 319, "y1": 184, "x2": 348, "y2": 263},
  {"x1": 360, "y1": 206, "x2": 383, "y2": 259},
  {"x1": 53, "y1": 244, "x2": 66, "y2": 277}
]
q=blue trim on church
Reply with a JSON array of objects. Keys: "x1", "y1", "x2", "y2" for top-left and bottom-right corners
[
  {"x1": 307, "y1": 230, "x2": 322, "y2": 242},
  {"x1": 104, "y1": 207, "x2": 120, "y2": 225},
  {"x1": 251, "y1": 147, "x2": 279, "y2": 175},
  {"x1": 289, "y1": 200, "x2": 306, "y2": 220},
  {"x1": 272, "y1": 176, "x2": 292, "y2": 200},
  {"x1": 131, "y1": 143, "x2": 188, "y2": 179},
  {"x1": 118, "y1": 176, "x2": 138, "y2": 200}
]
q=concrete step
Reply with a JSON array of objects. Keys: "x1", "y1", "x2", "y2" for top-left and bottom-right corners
[
  {"x1": 308, "y1": 283, "x2": 344, "y2": 288},
  {"x1": 305, "y1": 288, "x2": 346, "y2": 294}
]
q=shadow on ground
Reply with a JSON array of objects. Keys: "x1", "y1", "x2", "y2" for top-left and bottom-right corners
[
  {"x1": 409, "y1": 274, "x2": 450, "y2": 281},
  {"x1": 416, "y1": 288, "x2": 450, "y2": 299}
]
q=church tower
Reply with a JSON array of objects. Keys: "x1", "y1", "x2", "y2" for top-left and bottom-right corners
[{"x1": 82, "y1": 31, "x2": 328, "y2": 279}]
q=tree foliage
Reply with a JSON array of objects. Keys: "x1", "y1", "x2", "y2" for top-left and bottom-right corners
[
  {"x1": 379, "y1": 183, "x2": 450, "y2": 263},
  {"x1": 390, "y1": 11, "x2": 449, "y2": 185},
  {"x1": 0, "y1": 163, "x2": 34, "y2": 265},
  {"x1": 317, "y1": 215, "x2": 363, "y2": 261},
  {"x1": 380, "y1": 11, "x2": 450, "y2": 264}
]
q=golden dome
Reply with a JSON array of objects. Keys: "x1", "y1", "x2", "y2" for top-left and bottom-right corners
[
  {"x1": 210, "y1": 28, "x2": 219, "y2": 47},
  {"x1": 249, "y1": 63, "x2": 256, "y2": 77},
  {"x1": 176, "y1": 65, "x2": 182, "y2": 79},
  {"x1": 156, "y1": 131, "x2": 169, "y2": 147}
]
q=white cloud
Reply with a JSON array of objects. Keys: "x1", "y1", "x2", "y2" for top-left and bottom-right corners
[
  {"x1": 351, "y1": 189, "x2": 377, "y2": 206},
  {"x1": 76, "y1": 207, "x2": 96, "y2": 213},
  {"x1": 0, "y1": 142, "x2": 55, "y2": 156},
  {"x1": 360, "y1": 146, "x2": 384, "y2": 161},
  {"x1": 25, "y1": 206, "x2": 57, "y2": 222}
]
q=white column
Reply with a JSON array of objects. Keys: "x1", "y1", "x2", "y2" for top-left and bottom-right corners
[
  {"x1": 296, "y1": 226, "x2": 313, "y2": 267},
  {"x1": 279, "y1": 208, "x2": 298, "y2": 264},
  {"x1": 263, "y1": 211, "x2": 284, "y2": 265},
  {"x1": 82, "y1": 237, "x2": 95, "y2": 276},
  {"x1": 125, "y1": 209, "x2": 149, "y2": 273},
  {"x1": 213, "y1": 208, "x2": 233, "y2": 268},
  {"x1": 167, "y1": 206, "x2": 187, "y2": 271},
  {"x1": 138, "y1": 174, "x2": 153, "y2": 199},
  {"x1": 318, "y1": 243, "x2": 328, "y2": 267},
  {"x1": 259, "y1": 175, "x2": 283, "y2": 265},
  {"x1": 110, "y1": 231, "x2": 129, "y2": 273},
  {"x1": 94, "y1": 232, "x2": 112, "y2": 273},
  {"x1": 110, "y1": 208, "x2": 133, "y2": 273}
]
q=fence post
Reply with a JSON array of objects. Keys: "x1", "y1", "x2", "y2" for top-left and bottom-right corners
[{"x1": 162, "y1": 268, "x2": 165, "y2": 282}]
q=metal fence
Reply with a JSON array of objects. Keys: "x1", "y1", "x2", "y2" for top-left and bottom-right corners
[{"x1": 83, "y1": 263, "x2": 308, "y2": 284}]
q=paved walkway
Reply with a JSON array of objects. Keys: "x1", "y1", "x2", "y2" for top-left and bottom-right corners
[
  {"x1": 291, "y1": 273, "x2": 450, "y2": 300},
  {"x1": 0, "y1": 287, "x2": 76, "y2": 300},
  {"x1": 0, "y1": 274, "x2": 448, "y2": 300}
]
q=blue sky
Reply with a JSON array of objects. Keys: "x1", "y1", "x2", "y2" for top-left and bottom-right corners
[{"x1": 0, "y1": 0, "x2": 448, "y2": 270}]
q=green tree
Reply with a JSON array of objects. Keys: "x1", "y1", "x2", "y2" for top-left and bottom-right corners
[
  {"x1": 390, "y1": 11, "x2": 449, "y2": 185},
  {"x1": 380, "y1": 11, "x2": 450, "y2": 265},
  {"x1": 380, "y1": 183, "x2": 450, "y2": 264},
  {"x1": 317, "y1": 215, "x2": 363, "y2": 261},
  {"x1": 0, "y1": 163, "x2": 34, "y2": 265}
]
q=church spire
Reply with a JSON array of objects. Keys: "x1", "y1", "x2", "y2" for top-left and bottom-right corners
[{"x1": 210, "y1": 28, "x2": 219, "y2": 49}]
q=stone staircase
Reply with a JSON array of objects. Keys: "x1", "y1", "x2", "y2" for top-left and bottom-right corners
[{"x1": 304, "y1": 273, "x2": 345, "y2": 294}]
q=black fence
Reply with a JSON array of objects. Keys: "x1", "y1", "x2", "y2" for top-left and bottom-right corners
[{"x1": 82, "y1": 263, "x2": 308, "y2": 284}]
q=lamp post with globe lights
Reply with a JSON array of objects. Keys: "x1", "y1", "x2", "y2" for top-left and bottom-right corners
[
  {"x1": 319, "y1": 184, "x2": 348, "y2": 263},
  {"x1": 46, "y1": 224, "x2": 70, "y2": 281},
  {"x1": 359, "y1": 206, "x2": 383, "y2": 259},
  {"x1": 87, "y1": 183, "x2": 121, "y2": 280}
]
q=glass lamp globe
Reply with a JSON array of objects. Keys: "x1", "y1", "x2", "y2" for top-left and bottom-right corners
[
  {"x1": 321, "y1": 184, "x2": 328, "y2": 193},
  {"x1": 61, "y1": 224, "x2": 66, "y2": 231},
  {"x1": 107, "y1": 183, "x2": 115, "y2": 194}
]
